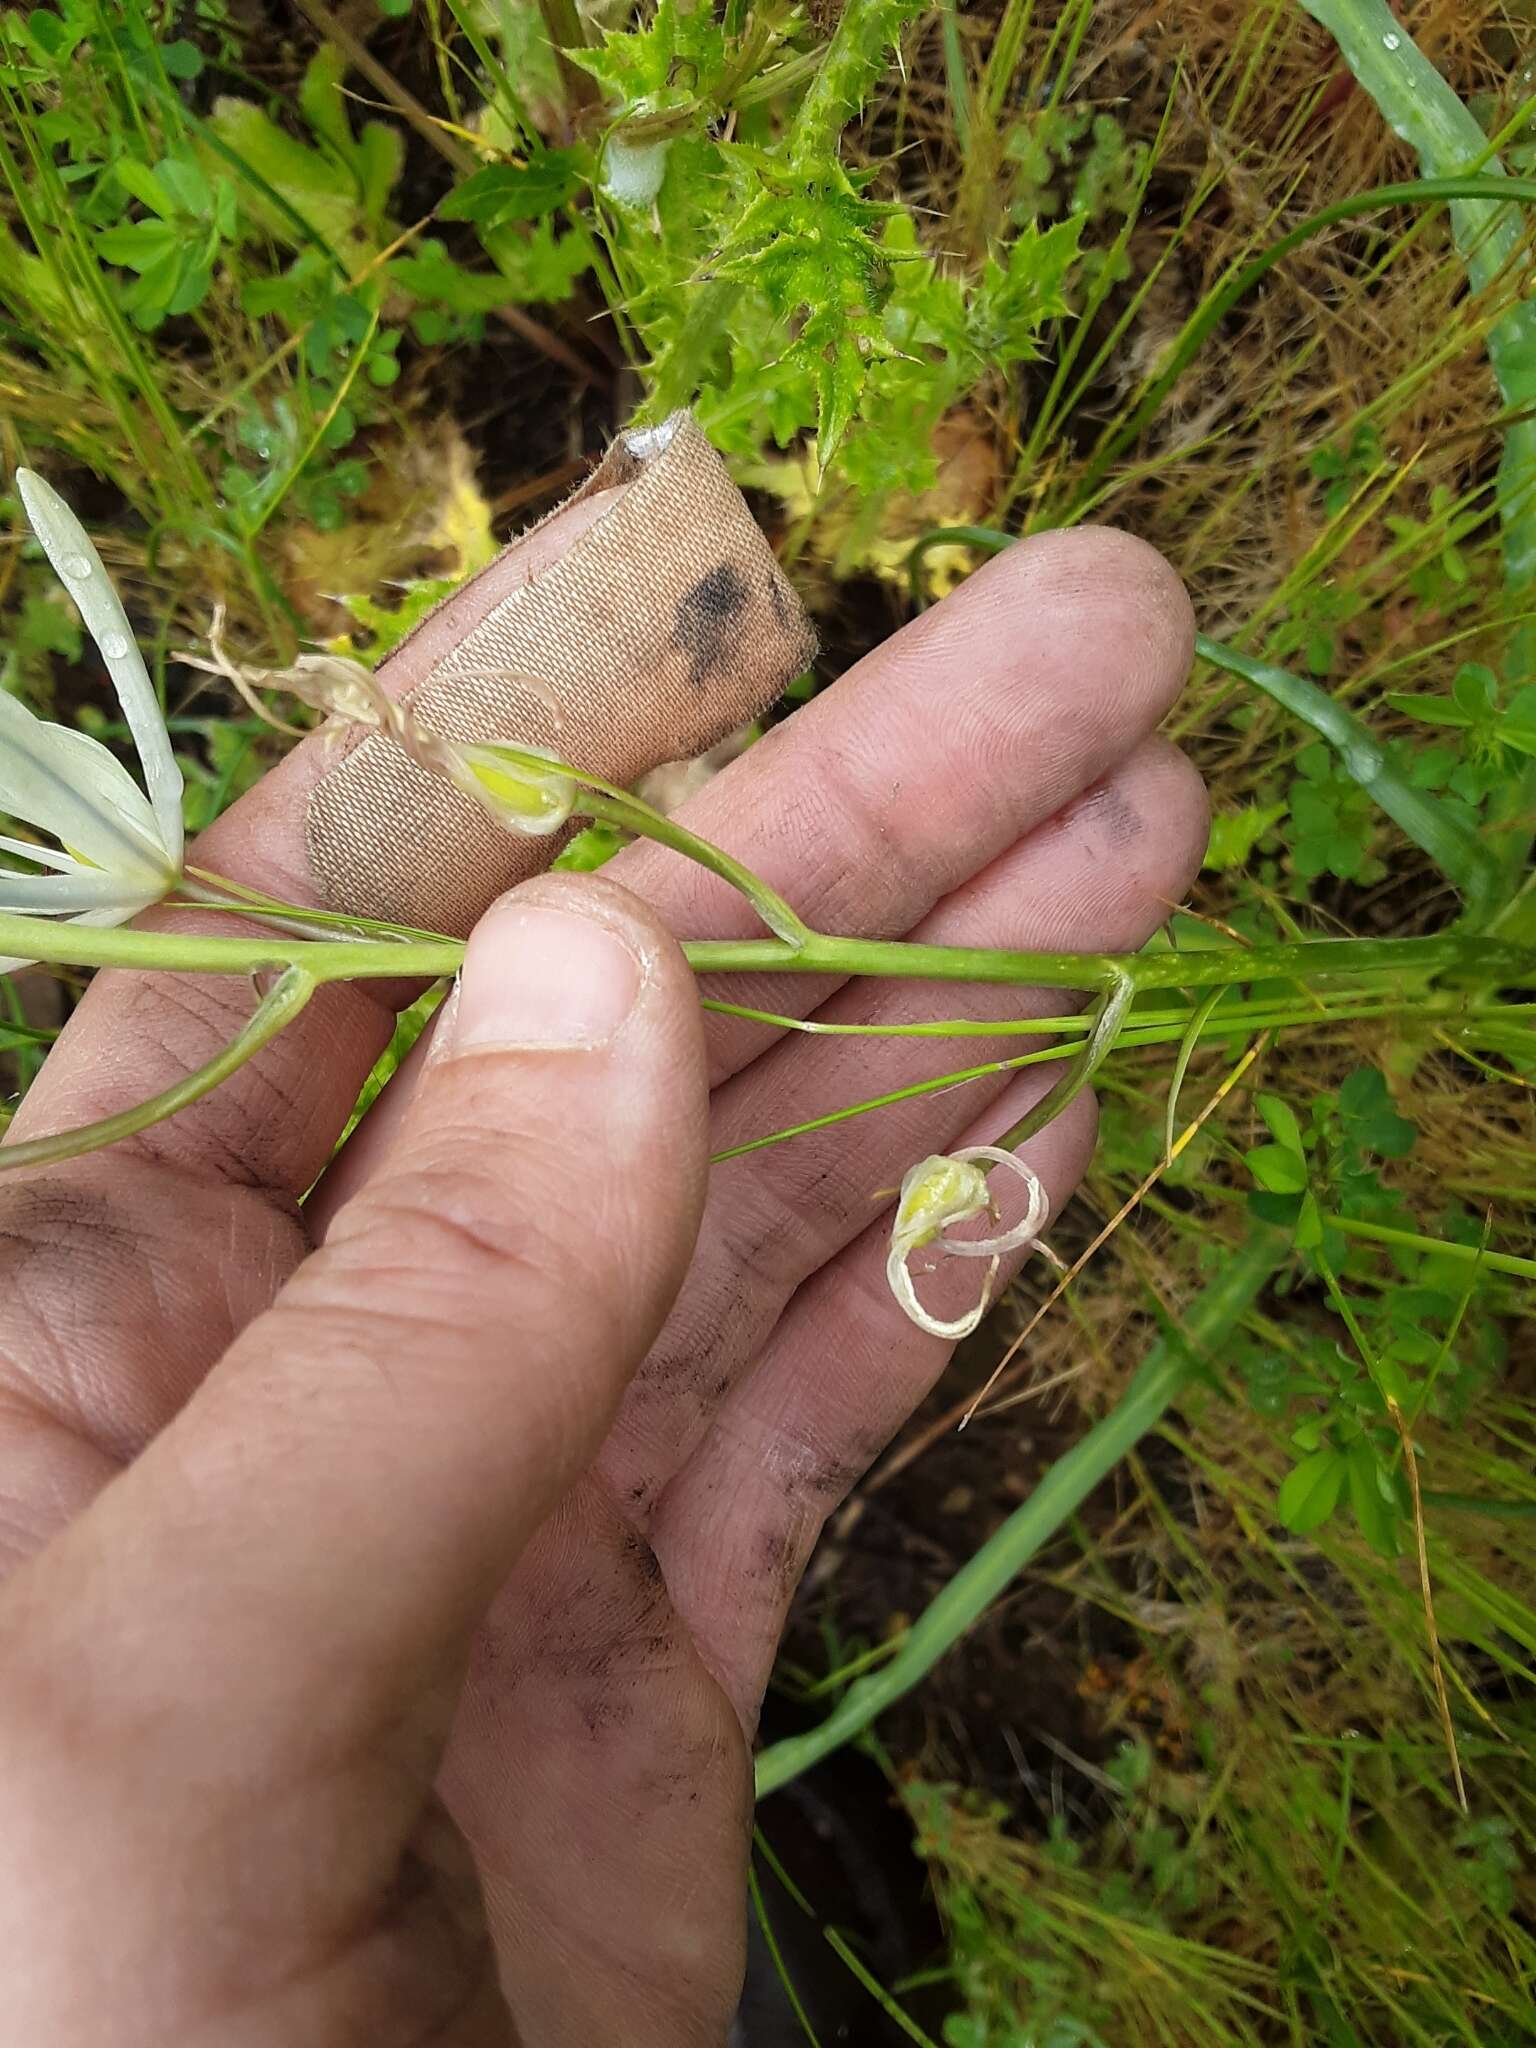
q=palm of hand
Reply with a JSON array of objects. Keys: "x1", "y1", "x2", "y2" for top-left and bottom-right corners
[{"x1": 0, "y1": 520, "x2": 1200, "y2": 2046}]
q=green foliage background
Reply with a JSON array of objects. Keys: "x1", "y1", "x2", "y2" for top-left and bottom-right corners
[{"x1": 2, "y1": 1, "x2": 1534, "y2": 2040}]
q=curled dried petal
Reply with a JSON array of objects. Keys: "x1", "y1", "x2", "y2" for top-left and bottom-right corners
[
  {"x1": 282, "y1": 653, "x2": 393, "y2": 728},
  {"x1": 176, "y1": 612, "x2": 376, "y2": 737},
  {"x1": 886, "y1": 1145, "x2": 1050, "y2": 1341},
  {"x1": 928, "y1": 1145, "x2": 1051, "y2": 1258}
]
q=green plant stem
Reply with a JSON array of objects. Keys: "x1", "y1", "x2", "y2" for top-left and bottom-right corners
[
  {"x1": 1421, "y1": 1491, "x2": 1536, "y2": 1521},
  {"x1": 470, "y1": 745, "x2": 810, "y2": 946},
  {"x1": 753, "y1": 1229, "x2": 1289, "y2": 1797},
  {"x1": 702, "y1": 990, "x2": 1529, "y2": 1043},
  {"x1": 823, "y1": 1928, "x2": 942, "y2": 2047},
  {"x1": 535, "y1": 0, "x2": 600, "y2": 117},
  {"x1": 993, "y1": 973, "x2": 1132, "y2": 1150},
  {"x1": 1, "y1": 913, "x2": 1525, "y2": 996},
  {"x1": 0, "y1": 965, "x2": 316, "y2": 1173},
  {"x1": 710, "y1": 989, "x2": 1524, "y2": 1163},
  {"x1": 711, "y1": 1046, "x2": 1053, "y2": 1163},
  {"x1": 582, "y1": 788, "x2": 808, "y2": 946},
  {"x1": 1324, "y1": 1214, "x2": 1536, "y2": 1283},
  {"x1": 686, "y1": 931, "x2": 1531, "y2": 994}
]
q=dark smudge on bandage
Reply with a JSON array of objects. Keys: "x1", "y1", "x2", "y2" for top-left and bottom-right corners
[{"x1": 305, "y1": 413, "x2": 817, "y2": 934}]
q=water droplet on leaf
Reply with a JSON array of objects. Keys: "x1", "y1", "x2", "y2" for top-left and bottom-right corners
[
  {"x1": 60, "y1": 553, "x2": 91, "y2": 579},
  {"x1": 99, "y1": 631, "x2": 129, "y2": 660},
  {"x1": 1382, "y1": 30, "x2": 1401, "y2": 49}
]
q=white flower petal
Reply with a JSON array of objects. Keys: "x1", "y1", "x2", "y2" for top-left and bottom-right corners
[
  {"x1": 15, "y1": 468, "x2": 183, "y2": 868},
  {"x1": 885, "y1": 1242, "x2": 1001, "y2": 1342},
  {"x1": 0, "y1": 834, "x2": 84, "y2": 873},
  {"x1": 0, "y1": 869, "x2": 146, "y2": 912},
  {"x1": 929, "y1": 1146, "x2": 1050, "y2": 1258},
  {"x1": 0, "y1": 689, "x2": 169, "y2": 884}
]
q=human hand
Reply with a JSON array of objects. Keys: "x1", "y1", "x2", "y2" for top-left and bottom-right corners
[{"x1": 0, "y1": 503, "x2": 1202, "y2": 2045}]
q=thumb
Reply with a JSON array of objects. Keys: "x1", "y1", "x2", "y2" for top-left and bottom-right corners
[{"x1": 5, "y1": 873, "x2": 708, "y2": 1754}]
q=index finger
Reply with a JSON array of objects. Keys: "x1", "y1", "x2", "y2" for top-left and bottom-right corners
[
  {"x1": 3, "y1": 483, "x2": 624, "y2": 1197},
  {"x1": 0, "y1": 512, "x2": 1191, "y2": 1574},
  {"x1": 8, "y1": 409, "x2": 820, "y2": 1184}
]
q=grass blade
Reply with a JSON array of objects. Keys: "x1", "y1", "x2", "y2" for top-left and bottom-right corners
[
  {"x1": 1302, "y1": 0, "x2": 1536, "y2": 912},
  {"x1": 754, "y1": 1228, "x2": 1289, "y2": 1798},
  {"x1": 1192, "y1": 634, "x2": 1501, "y2": 920}
]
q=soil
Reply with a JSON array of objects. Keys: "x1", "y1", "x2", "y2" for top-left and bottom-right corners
[{"x1": 752, "y1": 1318, "x2": 1160, "y2": 2042}]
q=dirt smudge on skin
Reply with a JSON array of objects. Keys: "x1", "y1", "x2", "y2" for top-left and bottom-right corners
[{"x1": 1067, "y1": 774, "x2": 1144, "y2": 851}]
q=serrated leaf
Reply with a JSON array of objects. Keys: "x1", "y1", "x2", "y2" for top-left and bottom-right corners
[
  {"x1": 717, "y1": 169, "x2": 898, "y2": 473},
  {"x1": 968, "y1": 214, "x2": 1084, "y2": 367},
  {"x1": 298, "y1": 43, "x2": 358, "y2": 161},
  {"x1": 571, "y1": 0, "x2": 726, "y2": 112},
  {"x1": 1204, "y1": 801, "x2": 1284, "y2": 870},
  {"x1": 207, "y1": 93, "x2": 364, "y2": 253}
]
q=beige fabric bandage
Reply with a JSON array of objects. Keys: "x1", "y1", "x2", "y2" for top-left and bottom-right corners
[{"x1": 305, "y1": 412, "x2": 817, "y2": 932}]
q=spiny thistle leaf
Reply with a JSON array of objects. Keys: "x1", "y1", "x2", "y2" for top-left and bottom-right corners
[
  {"x1": 790, "y1": 0, "x2": 928, "y2": 162},
  {"x1": 569, "y1": 0, "x2": 728, "y2": 120},
  {"x1": 968, "y1": 214, "x2": 1086, "y2": 365},
  {"x1": 716, "y1": 161, "x2": 907, "y2": 474}
]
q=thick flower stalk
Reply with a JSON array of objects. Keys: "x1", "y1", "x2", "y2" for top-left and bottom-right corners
[
  {"x1": 886, "y1": 1143, "x2": 1050, "y2": 1340},
  {"x1": 1, "y1": 472, "x2": 183, "y2": 970}
]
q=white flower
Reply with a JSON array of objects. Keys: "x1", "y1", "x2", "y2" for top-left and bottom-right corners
[
  {"x1": 0, "y1": 470, "x2": 183, "y2": 971},
  {"x1": 886, "y1": 1144, "x2": 1050, "y2": 1341}
]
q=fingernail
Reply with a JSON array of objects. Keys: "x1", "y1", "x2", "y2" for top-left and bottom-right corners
[{"x1": 444, "y1": 901, "x2": 642, "y2": 1054}]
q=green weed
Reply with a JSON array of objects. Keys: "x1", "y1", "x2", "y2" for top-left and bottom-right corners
[{"x1": 2, "y1": 3, "x2": 1533, "y2": 2041}]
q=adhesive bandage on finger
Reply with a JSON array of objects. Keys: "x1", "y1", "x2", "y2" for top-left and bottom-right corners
[{"x1": 305, "y1": 413, "x2": 817, "y2": 932}]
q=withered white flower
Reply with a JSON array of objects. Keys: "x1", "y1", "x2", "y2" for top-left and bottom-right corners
[
  {"x1": 1, "y1": 470, "x2": 183, "y2": 971},
  {"x1": 887, "y1": 1144, "x2": 1050, "y2": 1341},
  {"x1": 181, "y1": 617, "x2": 576, "y2": 841}
]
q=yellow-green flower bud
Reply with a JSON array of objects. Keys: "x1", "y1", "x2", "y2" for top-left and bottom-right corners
[{"x1": 451, "y1": 742, "x2": 579, "y2": 838}]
